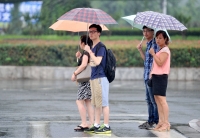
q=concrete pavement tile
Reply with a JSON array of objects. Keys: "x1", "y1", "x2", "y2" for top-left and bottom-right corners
[
  {"x1": 197, "y1": 120, "x2": 200, "y2": 127},
  {"x1": 0, "y1": 80, "x2": 200, "y2": 138},
  {"x1": 176, "y1": 125, "x2": 200, "y2": 138},
  {"x1": 111, "y1": 122, "x2": 156, "y2": 137}
]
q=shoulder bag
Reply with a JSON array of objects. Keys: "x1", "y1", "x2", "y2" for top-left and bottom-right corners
[{"x1": 76, "y1": 64, "x2": 91, "y2": 83}]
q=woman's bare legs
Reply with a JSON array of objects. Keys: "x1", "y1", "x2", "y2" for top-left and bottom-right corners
[
  {"x1": 153, "y1": 96, "x2": 164, "y2": 130},
  {"x1": 76, "y1": 100, "x2": 88, "y2": 127},
  {"x1": 85, "y1": 99, "x2": 94, "y2": 126},
  {"x1": 156, "y1": 96, "x2": 170, "y2": 131}
]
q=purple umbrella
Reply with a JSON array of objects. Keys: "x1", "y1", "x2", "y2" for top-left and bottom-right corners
[
  {"x1": 134, "y1": 11, "x2": 187, "y2": 31},
  {"x1": 58, "y1": 8, "x2": 117, "y2": 25}
]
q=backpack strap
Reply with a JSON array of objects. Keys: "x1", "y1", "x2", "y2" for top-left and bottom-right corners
[{"x1": 95, "y1": 42, "x2": 105, "y2": 56}]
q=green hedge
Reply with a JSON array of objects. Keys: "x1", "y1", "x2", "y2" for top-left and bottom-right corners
[
  {"x1": 0, "y1": 44, "x2": 77, "y2": 66},
  {"x1": 113, "y1": 47, "x2": 200, "y2": 67},
  {"x1": 0, "y1": 44, "x2": 199, "y2": 67}
]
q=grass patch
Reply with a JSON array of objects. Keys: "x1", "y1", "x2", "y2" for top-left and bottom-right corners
[
  {"x1": 0, "y1": 35, "x2": 199, "y2": 41},
  {"x1": 0, "y1": 35, "x2": 199, "y2": 49}
]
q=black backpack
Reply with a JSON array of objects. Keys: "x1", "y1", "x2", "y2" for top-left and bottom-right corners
[{"x1": 95, "y1": 42, "x2": 116, "y2": 83}]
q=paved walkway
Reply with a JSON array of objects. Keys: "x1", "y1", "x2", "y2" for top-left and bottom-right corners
[{"x1": 0, "y1": 79, "x2": 200, "y2": 138}]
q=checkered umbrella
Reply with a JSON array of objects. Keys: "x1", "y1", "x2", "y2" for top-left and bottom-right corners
[
  {"x1": 134, "y1": 11, "x2": 187, "y2": 31},
  {"x1": 121, "y1": 14, "x2": 171, "y2": 44},
  {"x1": 58, "y1": 8, "x2": 117, "y2": 25}
]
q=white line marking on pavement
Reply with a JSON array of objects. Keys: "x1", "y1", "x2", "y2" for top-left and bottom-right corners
[
  {"x1": 0, "y1": 120, "x2": 145, "y2": 123},
  {"x1": 151, "y1": 129, "x2": 187, "y2": 138},
  {"x1": 110, "y1": 114, "x2": 148, "y2": 117},
  {"x1": 189, "y1": 119, "x2": 200, "y2": 132},
  {"x1": 0, "y1": 120, "x2": 188, "y2": 138},
  {"x1": 0, "y1": 113, "x2": 148, "y2": 117},
  {"x1": 90, "y1": 133, "x2": 118, "y2": 137},
  {"x1": 30, "y1": 121, "x2": 51, "y2": 138}
]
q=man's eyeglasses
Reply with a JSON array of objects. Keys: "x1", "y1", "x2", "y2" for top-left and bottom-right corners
[
  {"x1": 89, "y1": 31, "x2": 97, "y2": 34},
  {"x1": 143, "y1": 30, "x2": 153, "y2": 33}
]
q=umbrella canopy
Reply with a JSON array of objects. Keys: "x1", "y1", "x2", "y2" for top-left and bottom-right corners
[
  {"x1": 122, "y1": 15, "x2": 143, "y2": 30},
  {"x1": 122, "y1": 14, "x2": 171, "y2": 41},
  {"x1": 49, "y1": 20, "x2": 109, "y2": 32},
  {"x1": 58, "y1": 8, "x2": 117, "y2": 25},
  {"x1": 134, "y1": 11, "x2": 187, "y2": 31}
]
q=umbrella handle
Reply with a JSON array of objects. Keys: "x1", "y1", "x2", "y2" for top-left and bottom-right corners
[{"x1": 140, "y1": 36, "x2": 144, "y2": 45}]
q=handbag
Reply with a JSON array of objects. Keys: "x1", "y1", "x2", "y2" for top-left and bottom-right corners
[{"x1": 76, "y1": 64, "x2": 91, "y2": 83}]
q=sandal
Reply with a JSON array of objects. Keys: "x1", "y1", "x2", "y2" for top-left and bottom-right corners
[
  {"x1": 158, "y1": 122, "x2": 170, "y2": 132},
  {"x1": 153, "y1": 122, "x2": 163, "y2": 131},
  {"x1": 74, "y1": 125, "x2": 89, "y2": 132}
]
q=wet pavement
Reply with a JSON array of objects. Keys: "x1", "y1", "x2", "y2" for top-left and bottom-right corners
[{"x1": 0, "y1": 79, "x2": 200, "y2": 138}]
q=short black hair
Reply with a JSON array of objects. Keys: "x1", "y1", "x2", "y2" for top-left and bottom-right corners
[
  {"x1": 80, "y1": 35, "x2": 93, "y2": 48},
  {"x1": 143, "y1": 26, "x2": 154, "y2": 31},
  {"x1": 89, "y1": 24, "x2": 102, "y2": 33},
  {"x1": 156, "y1": 30, "x2": 169, "y2": 45}
]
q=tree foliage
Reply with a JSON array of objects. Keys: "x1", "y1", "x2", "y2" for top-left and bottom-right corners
[
  {"x1": 0, "y1": 0, "x2": 41, "y2": 3},
  {"x1": 21, "y1": 12, "x2": 42, "y2": 35},
  {"x1": 3, "y1": 0, "x2": 200, "y2": 35},
  {"x1": 91, "y1": 0, "x2": 162, "y2": 26},
  {"x1": 91, "y1": 0, "x2": 200, "y2": 28},
  {"x1": 6, "y1": 2, "x2": 22, "y2": 34},
  {"x1": 40, "y1": 0, "x2": 91, "y2": 34}
]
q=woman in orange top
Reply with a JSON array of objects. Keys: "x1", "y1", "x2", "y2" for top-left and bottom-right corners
[{"x1": 149, "y1": 30, "x2": 170, "y2": 132}]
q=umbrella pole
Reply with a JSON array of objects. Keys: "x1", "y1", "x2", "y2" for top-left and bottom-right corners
[
  {"x1": 77, "y1": 32, "x2": 80, "y2": 62},
  {"x1": 140, "y1": 36, "x2": 144, "y2": 45},
  {"x1": 78, "y1": 32, "x2": 80, "y2": 51},
  {"x1": 86, "y1": 23, "x2": 89, "y2": 44}
]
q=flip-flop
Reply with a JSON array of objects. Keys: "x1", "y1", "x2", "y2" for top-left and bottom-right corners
[{"x1": 74, "y1": 125, "x2": 89, "y2": 132}]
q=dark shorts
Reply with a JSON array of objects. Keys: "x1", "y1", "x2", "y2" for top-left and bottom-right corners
[{"x1": 152, "y1": 74, "x2": 168, "y2": 96}]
